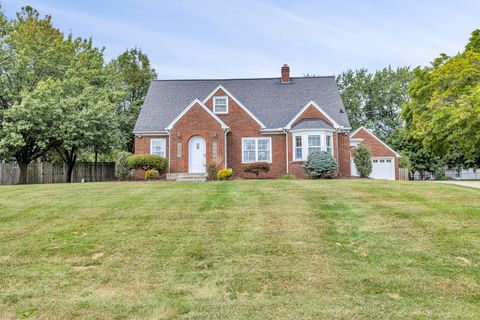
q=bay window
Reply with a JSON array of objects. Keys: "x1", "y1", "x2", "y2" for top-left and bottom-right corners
[
  {"x1": 326, "y1": 135, "x2": 332, "y2": 153},
  {"x1": 293, "y1": 131, "x2": 333, "y2": 161},
  {"x1": 308, "y1": 135, "x2": 321, "y2": 154},
  {"x1": 242, "y1": 137, "x2": 272, "y2": 163}
]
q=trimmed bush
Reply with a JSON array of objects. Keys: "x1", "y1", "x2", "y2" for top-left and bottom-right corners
[
  {"x1": 353, "y1": 144, "x2": 372, "y2": 178},
  {"x1": 243, "y1": 162, "x2": 270, "y2": 179},
  {"x1": 145, "y1": 169, "x2": 160, "y2": 180},
  {"x1": 217, "y1": 168, "x2": 233, "y2": 180},
  {"x1": 304, "y1": 151, "x2": 338, "y2": 179},
  {"x1": 207, "y1": 159, "x2": 222, "y2": 181},
  {"x1": 115, "y1": 151, "x2": 133, "y2": 180},
  {"x1": 127, "y1": 154, "x2": 168, "y2": 175}
]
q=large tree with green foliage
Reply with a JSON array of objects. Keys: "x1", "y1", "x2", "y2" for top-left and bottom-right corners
[
  {"x1": 109, "y1": 48, "x2": 156, "y2": 153},
  {"x1": 336, "y1": 66, "x2": 414, "y2": 140},
  {"x1": 0, "y1": 6, "x2": 121, "y2": 183},
  {"x1": 403, "y1": 29, "x2": 480, "y2": 168},
  {"x1": 0, "y1": 6, "x2": 74, "y2": 183},
  {"x1": 51, "y1": 38, "x2": 119, "y2": 183}
]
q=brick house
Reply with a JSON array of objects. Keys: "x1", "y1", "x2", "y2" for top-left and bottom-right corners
[
  {"x1": 133, "y1": 65, "x2": 396, "y2": 180},
  {"x1": 350, "y1": 127, "x2": 400, "y2": 180}
]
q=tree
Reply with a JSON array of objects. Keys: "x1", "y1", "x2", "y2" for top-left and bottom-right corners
[
  {"x1": 353, "y1": 144, "x2": 372, "y2": 178},
  {"x1": 403, "y1": 29, "x2": 480, "y2": 166},
  {"x1": 304, "y1": 151, "x2": 338, "y2": 179},
  {"x1": 387, "y1": 127, "x2": 441, "y2": 179},
  {"x1": 52, "y1": 38, "x2": 119, "y2": 183},
  {"x1": 0, "y1": 80, "x2": 63, "y2": 183},
  {"x1": 336, "y1": 66, "x2": 414, "y2": 141},
  {"x1": 115, "y1": 151, "x2": 133, "y2": 180},
  {"x1": 109, "y1": 48, "x2": 156, "y2": 152},
  {"x1": 0, "y1": 6, "x2": 73, "y2": 183}
]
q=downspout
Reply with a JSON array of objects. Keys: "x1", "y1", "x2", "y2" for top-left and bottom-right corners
[
  {"x1": 283, "y1": 129, "x2": 289, "y2": 174},
  {"x1": 166, "y1": 129, "x2": 171, "y2": 173},
  {"x1": 224, "y1": 128, "x2": 230, "y2": 168},
  {"x1": 335, "y1": 128, "x2": 339, "y2": 162}
]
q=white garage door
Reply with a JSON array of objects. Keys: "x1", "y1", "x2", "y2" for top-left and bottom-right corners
[{"x1": 370, "y1": 157, "x2": 395, "y2": 180}]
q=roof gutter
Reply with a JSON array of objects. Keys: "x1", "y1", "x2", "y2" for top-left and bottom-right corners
[
  {"x1": 134, "y1": 131, "x2": 169, "y2": 136},
  {"x1": 260, "y1": 128, "x2": 287, "y2": 134}
]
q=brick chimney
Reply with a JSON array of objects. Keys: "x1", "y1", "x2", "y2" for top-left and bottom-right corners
[{"x1": 281, "y1": 64, "x2": 290, "y2": 83}]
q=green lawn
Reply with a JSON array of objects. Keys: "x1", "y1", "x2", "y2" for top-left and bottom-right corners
[{"x1": 0, "y1": 180, "x2": 479, "y2": 319}]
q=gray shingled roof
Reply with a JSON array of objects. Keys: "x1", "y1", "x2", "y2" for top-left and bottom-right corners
[
  {"x1": 292, "y1": 118, "x2": 334, "y2": 130},
  {"x1": 134, "y1": 76, "x2": 350, "y2": 133}
]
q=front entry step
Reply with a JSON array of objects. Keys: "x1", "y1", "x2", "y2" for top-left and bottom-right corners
[{"x1": 166, "y1": 173, "x2": 207, "y2": 182}]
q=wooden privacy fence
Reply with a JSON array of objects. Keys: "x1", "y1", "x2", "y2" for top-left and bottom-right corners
[
  {"x1": 0, "y1": 162, "x2": 116, "y2": 185},
  {"x1": 398, "y1": 168, "x2": 409, "y2": 180}
]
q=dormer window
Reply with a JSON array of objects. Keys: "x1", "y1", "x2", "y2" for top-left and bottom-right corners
[{"x1": 213, "y1": 96, "x2": 228, "y2": 114}]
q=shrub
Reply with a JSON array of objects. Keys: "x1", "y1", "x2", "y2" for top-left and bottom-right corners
[
  {"x1": 145, "y1": 169, "x2": 160, "y2": 180},
  {"x1": 353, "y1": 144, "x2": 373, "y2": 178},
  {"x1": 207, "y1": 159, "x2": 222, "y2": 181},
  {"x1": 304, "y1": 151, "x2": 338, "y2": 179},
  {"x1": 217, "y1": 168, "x2": 233, "y2": 180},
  {"x1": 127, "y1": 154, "x2": 168, "y2": 175},
  {"x1": 115, "y1": 151, "x2": 133, "y2": 180},
  {"x1": 279, "y1": 174, "x2": 294, "y2": 180},
  {"x1": 242, "y1": 162, "x2": 270, "y2": 179}
]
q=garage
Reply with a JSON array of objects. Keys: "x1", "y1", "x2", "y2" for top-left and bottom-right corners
[
  {"x1": 350, "y1": 127, "x2": 400, "y2": 180},
  {"x1": 370, "y1": 157, "x2": 395, "y2": 180},
  {"x1": 350, "y1": 157, "x2": 396, "y2": 180}
]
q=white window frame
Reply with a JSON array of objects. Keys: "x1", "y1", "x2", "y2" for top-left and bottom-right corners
[
  {"x1": 292, "y1": 130, "x2": 334, "y2": 161},
  {"x1": 294, "y1": 136, "x2": 302, "y2": 160},
  {"x1": 150, "y1": 138, "x2": 167, "y2": 157},
  {"x1": 213, "y1": 96, "x2": 228, "y2": 114},
  {"x1": 241, "y1": 137, "x2": 272, "y2": 163}
]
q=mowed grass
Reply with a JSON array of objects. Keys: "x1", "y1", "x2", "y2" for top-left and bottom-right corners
[{"x1": 0, "y1": 180, "x2": 479, "y2": 319}]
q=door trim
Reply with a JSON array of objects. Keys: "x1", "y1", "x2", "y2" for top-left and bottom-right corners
[{"x1": 188, "y1": 136, "x2": 206, "y2": 173}]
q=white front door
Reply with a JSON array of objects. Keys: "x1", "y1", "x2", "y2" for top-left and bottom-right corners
[{"x1": 188, "y1": 136, "x2": 206, "y2": 173}]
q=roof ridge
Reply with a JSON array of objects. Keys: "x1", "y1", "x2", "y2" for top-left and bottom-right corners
[{"x1": 152, "y1": 76, "x2": 335, "y2": 82}]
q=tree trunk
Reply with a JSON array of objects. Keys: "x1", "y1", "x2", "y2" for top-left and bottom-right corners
[
  {"x1": 128, "y1": 135, "x2": 135, "y2": 154},
  {"x1": 66, "y1": 161, "x2": 75, "y2": 183},
  {"x1": 18, "y1": 161, "x2": 29, "y2": 184},
  {"x1": 94, "y1": 151, "x2": 98, "y2": 180}
]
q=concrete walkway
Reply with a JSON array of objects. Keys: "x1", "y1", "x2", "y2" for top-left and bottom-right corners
[{"x1": 435, "y1": 181, "x2": 480, "y2": 189}]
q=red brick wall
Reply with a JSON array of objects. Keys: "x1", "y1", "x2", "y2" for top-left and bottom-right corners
[
  {"x1": 351, "y1": 128, "x2": 397, "y2": 157},
  {"x1": 336, "y1": 132, "x2": 351, "y2": 177},
  {"x1": 133, "y1": 135, "x2": 169, "y2": 179},
  {"x1": 204, "y1": 89, "x2": 286, "y2": 178},
  {"x1": 351, "y1": 128, "x2": 399, "y2": 180},
  {"x1": 169, "y1": 102, "x2": 225, "y2": 173},
  {"x1": 291, "y1": 104, "x2": 334, "y2": 127}
]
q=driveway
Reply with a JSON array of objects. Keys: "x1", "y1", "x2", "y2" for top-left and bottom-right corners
[{"x1": 436, "y1": 180, "x2": 480, "y2": 189}]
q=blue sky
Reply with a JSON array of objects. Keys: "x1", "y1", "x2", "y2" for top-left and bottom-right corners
[{"x1": 1, "y1": 0, "x2": 479, "y2": 79}]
